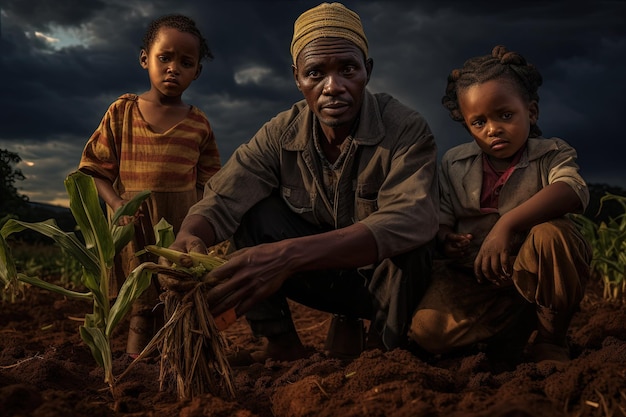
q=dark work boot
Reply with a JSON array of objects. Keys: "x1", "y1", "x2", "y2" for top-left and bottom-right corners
[
  {"x1": 324, "y1": 315, "x2": 365, "y2": 359},
  {"x1": 527, "y1": 305, "x2": 573, "y2": 364}
]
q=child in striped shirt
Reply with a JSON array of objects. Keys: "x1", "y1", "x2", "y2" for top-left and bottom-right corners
[{"x1": 79, "y1": 14, "x2": 221, "y2": 357}]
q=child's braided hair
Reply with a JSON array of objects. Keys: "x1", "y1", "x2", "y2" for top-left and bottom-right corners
[
  {"x1": 442, "y1": 45, "x2": 543, "y2": 137},
  {"x1": 142, "y1": 14, "x2": 213, "y2": 62}
]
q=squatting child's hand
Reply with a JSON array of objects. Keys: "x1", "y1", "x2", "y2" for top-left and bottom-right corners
[
  {"x1": 442, "y1": 232, "x2": 473, "y2": 258},
  {"x1": 474, "y1": 223, "x2": 513, "y2": 285}
]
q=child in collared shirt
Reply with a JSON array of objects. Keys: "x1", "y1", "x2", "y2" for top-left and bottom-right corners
[{"x1": 409, "y1": 45, "x2": 591, "y2": 365}]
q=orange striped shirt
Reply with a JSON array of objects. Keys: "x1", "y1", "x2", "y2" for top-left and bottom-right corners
[{"x1": 79, "y1": 94, "x2": 220, "y2": 193}]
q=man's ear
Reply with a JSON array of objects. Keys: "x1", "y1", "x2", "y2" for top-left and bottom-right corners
[
  {"x1": 292, "y1": 64, "x2": 302, "y2": 90},
  {"x1": 194, "y1": 64, "x2": 203, "y2": 80},
  {"x1": 139, "y1": 49, "x2": 148, "y2": 69},
  {"x1": 365, "y1": 58, "x2": 374, "y2": 84}
]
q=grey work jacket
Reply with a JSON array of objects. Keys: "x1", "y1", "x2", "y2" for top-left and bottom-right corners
[{"x1": 188, "y1": 90, "x2": 439, "y2": 260}]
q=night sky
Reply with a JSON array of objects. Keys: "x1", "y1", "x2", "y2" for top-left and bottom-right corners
[{"x1": 1, "y1": 0, "x2": 624, "y2": 206}]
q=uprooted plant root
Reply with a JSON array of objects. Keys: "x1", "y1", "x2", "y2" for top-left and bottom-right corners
[{"x1": 118, "y1": 266, "x2": 235, "y2": 400}]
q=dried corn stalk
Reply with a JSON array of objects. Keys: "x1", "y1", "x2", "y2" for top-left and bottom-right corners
[{"x1": 118, "y1": 245, "x2": 235, "y2": 400}]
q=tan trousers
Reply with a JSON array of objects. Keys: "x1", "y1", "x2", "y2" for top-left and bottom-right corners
[{"x1": 409, "y1": 218, "x2": 591, "y2": 354}]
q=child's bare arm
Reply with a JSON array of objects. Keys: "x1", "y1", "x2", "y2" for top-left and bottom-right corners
[
  {"x1": 474, "y1": 181, "x2": 582, "y2": 285},
  {"x1": 78, "y1": 171, "x2": 140, "y2": 226},
  {"x1": 91, "y1": 176, "x2": 125, "y2": 212}
]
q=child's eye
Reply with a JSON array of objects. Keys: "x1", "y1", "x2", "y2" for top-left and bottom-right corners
[
  {"x1": 471, "y1": 120, "x2": 485, "y2": 128},
  {"x1": 158, "y1": 56, "x2": 170, "y2": 63},
  {"x1": 502, "y1": 112, "x2": 513, "y2": 120}
]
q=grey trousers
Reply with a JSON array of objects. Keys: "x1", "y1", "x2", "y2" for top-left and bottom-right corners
[{"x1": 233, "y1": 196, "x2": 434, "y2": 350}]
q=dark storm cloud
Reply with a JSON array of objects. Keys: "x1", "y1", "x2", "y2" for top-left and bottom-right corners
[
  {"x1": 1, "y1": 0, "x2": 625, "y2": 205},
  {"x1": 2, "y1": 0, "x2": 108, "y2": 28},
  {"x1": 354, "y1": 0, "x2": 626, "y2": 186}
]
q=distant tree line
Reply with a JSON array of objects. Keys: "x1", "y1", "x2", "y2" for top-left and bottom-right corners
[
  {"x1": 1, "y1": 148, "x2": 624, "y2": 243},
  {"x1": 0, "y1": 149, "x2": 29, "y2": 217},
  {"x1": 1, "y1": 148, "x2": 76, "y2": 242}
]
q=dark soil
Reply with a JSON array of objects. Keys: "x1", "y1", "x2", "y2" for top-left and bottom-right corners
[{"x1": 1, "y1": 277, "x2": 625, "y2": 417}]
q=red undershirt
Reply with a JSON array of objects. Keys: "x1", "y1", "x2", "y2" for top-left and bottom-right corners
[{"x1": 480, "y1": 144, "x2": 526, "y2": 212}]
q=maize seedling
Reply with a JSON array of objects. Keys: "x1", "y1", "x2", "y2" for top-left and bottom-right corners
[{"x1": 1, "y1": 171, "x2": 152, "y2": 389}]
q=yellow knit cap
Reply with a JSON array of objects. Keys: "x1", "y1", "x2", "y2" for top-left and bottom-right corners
[{"x1": 290, "y1": 2, "x2": 368, "y2": 64}]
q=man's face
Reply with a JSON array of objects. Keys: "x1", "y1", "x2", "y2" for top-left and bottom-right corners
[{"x1": 293, "y1": 38, "x2": 372, "y2": 137}]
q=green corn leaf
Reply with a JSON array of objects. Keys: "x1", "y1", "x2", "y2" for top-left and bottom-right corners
[
  {"x1": 571, "y1": 213, "x2": 598, "y2": 238},
  {"x1": 106, "y1": 262, "x2": 158, "y2": 337},
  {"x1": 110, "y1": 190, "x2": 151, "y2": 227},
  {"x1": 111, "y1": 223, "x2": 135, "y2": 254},
  {"x1": 593, "y1": 255, "x2": 624, "y2": 273},
  {"x1": 599, "y1": 193, "x2": 626, "y2": 215},
  {"x1": 79, "y1": 325, "x2": 114, "y2": 385},
  {"x1": 80, "y1": 326, "x2": 105, "y2": 367},
  {"x1": 1, "y1": 218, "x2": 100, "y2": 276},
  {"x1": 110, "y1": 190, "x2": 151, "y2": 253},
  {"x1": 83, "y1": 312, "x2": 97, "y2": 328},
  {"x1": 81, "y1": 269, "x2": 109, "y2": 313},
  {"x1": 18, "y1": 273, "x2": 93, "y2": 300},
  {"x1": 65, "y1": 171, "x2": 114, "y2": 266},
  {"x1": 573, "y1": 194, "x2": 626, "y2": 299},
  {"x1": 0, "y1": 233, "x2": 17, "y2": 288},
  {"x1": 154, "y1": 218, "x2": 175, "y2": 248}
]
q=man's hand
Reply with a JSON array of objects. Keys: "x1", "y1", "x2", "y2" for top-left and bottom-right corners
[
  {"x1": 165, "y1": 214, "x2": 217, "y2": 267},
  {"x1": 169, "y1": 231, "x2": 209, "y2": 262},
  {"x1": 205, "y1": 241, "x2": 293, "y2": 318},
  {"x1": 183, "y1": 221, "x2": 377, "y2": 325}
]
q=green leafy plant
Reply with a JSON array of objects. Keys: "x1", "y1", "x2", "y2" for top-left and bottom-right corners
[
  {"x1": 8, "y1": 242, "x2": 83, "y2": 287},
  {"x1": 0, "y1": 170, "x2": 154, "y2": 387},
  {"x1": 573, "y1": 193, "x2": 626, "y2": 302}
]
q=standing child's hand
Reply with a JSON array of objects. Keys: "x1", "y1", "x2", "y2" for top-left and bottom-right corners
[
  {"x1": 474, "y1": 221, "x2": 513, "y2": 285},
  {"x1": 112, "y1": 198, "x2": 142, "y2": 226}
]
